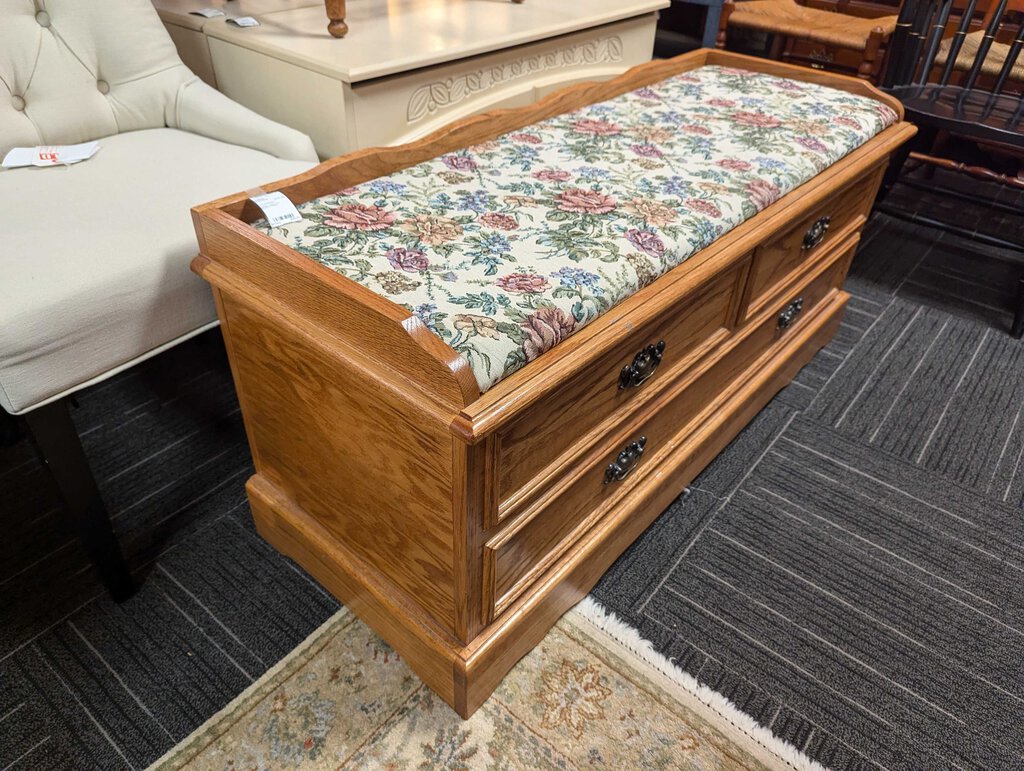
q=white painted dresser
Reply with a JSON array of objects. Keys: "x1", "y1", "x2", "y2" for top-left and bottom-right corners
[{"x1": 153, "y1": 0, "x2": 668, "y2": 158}]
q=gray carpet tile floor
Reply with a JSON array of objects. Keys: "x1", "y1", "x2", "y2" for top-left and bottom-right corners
[
  {"x1": 2, "y1": 171, "x2": 1022, "y2": 769},
  {"x1": 593, "y1": 176, "x2": 1024, "y2": 770}
]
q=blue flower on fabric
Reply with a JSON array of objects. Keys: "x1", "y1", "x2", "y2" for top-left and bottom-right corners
[
  {"x1": 476, "y1": 232, "x2": 512, "y2": 255},
  {"x1": 458, "y1": 191, "x2": 492, "y2": 213},
  {"x1": 579, "y1": 167, "x2": 611, "y2": 180},
  {"x1": 369, "y1": 180, "x2": 407, "y2": 195},
  {"x1": 551, "y1": 266, "x2": 603, "y2": 295},
  {"x1": 661, "y1": 176, "x2": 694, "y2": 197}
]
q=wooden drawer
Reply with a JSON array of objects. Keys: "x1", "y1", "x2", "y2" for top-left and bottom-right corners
[
  {"x1": 484, "y1": 235, "x2": 857, "y2": 619},
  {"x1": 496, "y1": 265, "x2": 745, "y2": 516},
  {"x1": 742, "y1": 164, "x2": 881, "y2": 320}
]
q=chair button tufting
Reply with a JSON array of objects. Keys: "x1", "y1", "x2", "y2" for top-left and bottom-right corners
[
  {"x1": 97, "y1": 80, "x2": 109, "y2": 95},
  {"x1": 35, "y1": 10, "x2": 50, "y2": 27},
  {"x1": 11, "y1": 95, "x2": 25, "y2": 111}
]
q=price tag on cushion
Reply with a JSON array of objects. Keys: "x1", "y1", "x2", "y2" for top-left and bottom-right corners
[
  {"x1": 226, "y1": 16, "x2": 260, "y2": 26},
  {"x1": 190, "y1": 8, "x2": 226, "y2": 17},
  {"x1": 2, "y1": 141, "x2": 100, "y2": 168},
  {"x1": 251, "y1": 191, "x2": 302, "y2": 227}
]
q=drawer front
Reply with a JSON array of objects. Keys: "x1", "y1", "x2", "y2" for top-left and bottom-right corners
[
  {"x1": 743, "y1": 164, "x2": 881, "y2": 320},
  {"x1": 496, "y1": 265, "x2": 744, "y2": 516},
  {"x1": 484, "y1": 236, "x2": 857, "y2": 619}
]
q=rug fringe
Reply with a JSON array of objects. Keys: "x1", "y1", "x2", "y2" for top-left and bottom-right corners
[{"x1": 569, "y1": 597, "x2": 830, "y2": 771}]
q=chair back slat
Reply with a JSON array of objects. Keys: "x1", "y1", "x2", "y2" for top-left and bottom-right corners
[
  {"x1": 963, "y1": 0, "x2": 1010, "y2": 89},
  {"x1": 884, "y1": 0, "x2": 923, "y2": 87},
  {"x1": 992, "y1": 23, "x2": 1024, "y2": 94},
  {"x1": 916, "y1": 0, "x2": 957, "y2": 84},
  {"x1": 939, "y1": 0, "x2": 981, "y2": 84},
  {"x1": 907, "y1": 0, "x2": 940, "y2": 82}
]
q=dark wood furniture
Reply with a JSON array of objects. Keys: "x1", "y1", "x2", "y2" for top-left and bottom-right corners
[
  {"x1": 190, "y1": 49, "x2": 914, "y2": 717},
  {"x1": 878, "y1": 0, "x2": 1024, "y2": 337},
  {"x1": 11, "y1": 402, "x2": 135, "y2": 602},
  {"x1": 717, "y1": 0, "x2": 898, "y2": 81}
]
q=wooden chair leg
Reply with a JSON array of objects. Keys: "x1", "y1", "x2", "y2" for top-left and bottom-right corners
[
  {"x1": 325, "y1": 0, "x2": 347, "y2": 38},
  {"x1": 1013, "y1": 276, "x2": 1024, "y2": 339},
  {"x1": 24, "y1": 399, "x2": 135, "y2": 603},
  {"x1": 0, "y1": 408, "x2": 21, "y2": 447},
  {"x1": 717, "y1": 2, "x2": 735, "y2": 49}
]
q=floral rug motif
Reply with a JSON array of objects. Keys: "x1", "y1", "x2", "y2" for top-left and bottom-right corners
[
  {"x1": 255, "y1": 64, "x2": 896, "y2": 392},
  {"x1": 153, "y1": 602, "x2": 822, "y2": 770}
]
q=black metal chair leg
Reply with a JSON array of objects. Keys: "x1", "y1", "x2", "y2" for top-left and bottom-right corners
[
  {"x1": 0, "y1": 409, "x2": 21, "y2": 447},
  {"x1": 23, "y1": 399, "x2": 136, "y2": 602},
  {"x1": 1013, "y1": 276, "x2": 1024, "y2": 339}
]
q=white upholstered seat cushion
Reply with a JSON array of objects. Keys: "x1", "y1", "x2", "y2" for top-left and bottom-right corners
[{"x1": 0, "y1": 129, "x2": 313, "y2": 414}]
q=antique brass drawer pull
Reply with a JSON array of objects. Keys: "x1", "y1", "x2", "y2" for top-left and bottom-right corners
[
  {"x1": 802, "y1": 216, "x2": 831, "y2": 250},
  {"x1": 619, "y1": 341, "x2": 666, "y2": 389},
  {"x1": 604, "y1": 436, "x2": 647, "y2": 484},
  {"x1": 777, "y1": 297, "x2": 804, "y2": 330}
]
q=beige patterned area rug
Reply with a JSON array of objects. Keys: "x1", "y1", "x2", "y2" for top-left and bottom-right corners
[{"x1": 153, "y1": 599, "x2": 822, "y2": 770}]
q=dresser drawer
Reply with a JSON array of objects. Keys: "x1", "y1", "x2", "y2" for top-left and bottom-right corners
[
  {"x1": 496, "y1": 265, "x2": 745, "y2": 516},
  {"x1": 742, "y1": 164, "x2": 881, "y2": 320},
  {"x1": 484, "y1": 236, "x2": 857, "y2": 619}
]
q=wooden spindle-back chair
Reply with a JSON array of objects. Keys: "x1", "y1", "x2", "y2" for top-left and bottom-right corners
[{"x1": 877, "y1": 0, "x2": 1024, "y2": 337}]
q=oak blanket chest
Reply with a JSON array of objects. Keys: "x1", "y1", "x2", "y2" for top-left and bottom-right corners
[{"x1": 191, "y1": 49, "x2": 915, "y2": 717}]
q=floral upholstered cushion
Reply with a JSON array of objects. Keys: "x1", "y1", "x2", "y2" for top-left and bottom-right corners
[{"x1": 255, "y1": 65, "x2": 897, "y2": 392}]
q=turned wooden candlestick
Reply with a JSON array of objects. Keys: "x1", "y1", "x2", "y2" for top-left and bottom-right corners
[{"x1": 325, "y1": 0, "x2": 348, "y2": 37}]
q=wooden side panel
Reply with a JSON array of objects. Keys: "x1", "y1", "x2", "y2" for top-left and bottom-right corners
[{"x1": 218, "y1": 291, "x2": 461, "y2": 632}]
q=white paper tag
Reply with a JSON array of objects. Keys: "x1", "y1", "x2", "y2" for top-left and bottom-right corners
[
  {"x1": 227, "y1": 16, "x2": 260, "y2": 26},
  {"x1": 251, "y1": 192, "x2": 302, "y2": 227},
  {"x1": 190, "y1": 8, "x2": 225, "y2": 17},
  {"x1": 2, "y1": 141, "x2": 100, "y2": 169}
]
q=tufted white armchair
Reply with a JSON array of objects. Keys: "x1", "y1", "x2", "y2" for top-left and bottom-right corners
[{"x1": 0, "y1": 0, "x2": 319, "y2": 600}]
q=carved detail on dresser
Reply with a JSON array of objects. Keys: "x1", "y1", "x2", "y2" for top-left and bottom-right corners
[{"x1": 406, "y1": 36, "x2": 625, "y2": 123}]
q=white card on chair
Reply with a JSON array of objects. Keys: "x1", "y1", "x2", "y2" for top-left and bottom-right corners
[{"x1": 2, "y1": 141, "x2": 100, "y2": 168}]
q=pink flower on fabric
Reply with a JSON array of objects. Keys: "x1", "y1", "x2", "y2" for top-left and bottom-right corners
[
  {"x1": 572, "y1": 119, "x2": 622, "y2": 135},
  {"x1": 496, "y1": 273, "x2": 550, "y2": 293},
  {"x1": 443, "y1": 154, "x2": 477, "y2": 171},
  {"x1": 480, "y1": 212, "x2": 519, "y2": 230},
  {"x1": 708, "y1": 98, "x2": 736, "y2": 107},
  {"x1": 746, "y1": 179, "x2": 781, "y2": 211},
  {"x1": 325, "y1": 204, "x2": 395, "y2": 231},
  {"x1": 631, "y1": 144, "x2": 663, "y2": 158},
  {"x1": 510, "y1": 133, "x2": 543, "y2": 144},
  {"x1": 681, "y1": 124, "x2": 713, "y2": 136},
  {"x1": 718, "y1": 158, "x2": 752, "y2": 171},
  {"x1": 556, "y1": 188, "x2": 617, "y2": 215},
  {"x1": 686, "y1": 198, "x2": 722, "y2": 218},
  {"x1": 796, "y1": 136, "x2": 828, "y2": 153},
  {"x1": 385, "y1": 247, "x2": 429, "y2": 272},
  {"x1": 625, "y1": 228, "x2": 666, "y2": 258},
  {"x1": 732, "y1": 111, "x2": 782, "y2": 128},
  {"x1": 534, "y1": 169, "x2": 572, "y2": 182},
  {"x1": 521, "y1": 307, "x2": 577, "y2": 360},
  {"x1": 834, "y1": 116, "x2": 862, "y2": 129}
]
